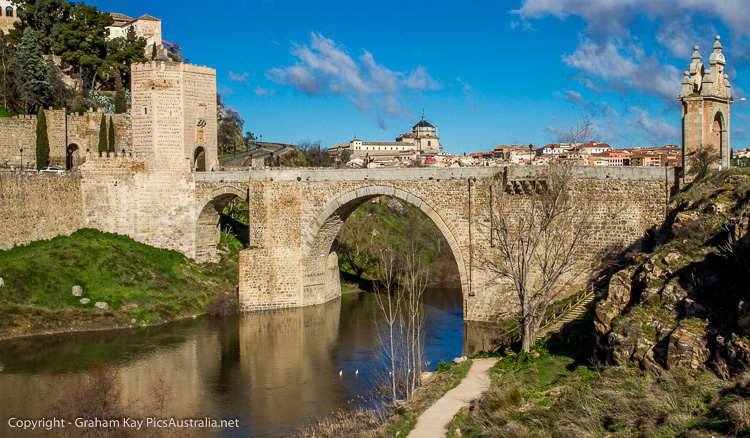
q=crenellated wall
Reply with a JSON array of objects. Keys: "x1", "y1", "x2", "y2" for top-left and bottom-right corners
[{"x1": 0, "y1": 110, "x2": 132, "y2": 170}]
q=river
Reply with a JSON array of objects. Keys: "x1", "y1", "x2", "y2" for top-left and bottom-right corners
[{"x1": 0, "y1": 284, "x2": 471, "y2": 437}]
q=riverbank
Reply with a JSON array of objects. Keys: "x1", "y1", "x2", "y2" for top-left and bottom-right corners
[
  {"x1": 295, "y1": 358, "x2": 475, "y2": 438},
  {"x1": 0, "y1": 229, "x2": 241, "y2": 340}
]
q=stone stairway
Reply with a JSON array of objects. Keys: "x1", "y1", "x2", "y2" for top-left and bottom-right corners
[{"x1": 536, "y1": 293, "x2": 597, "y2": 340}]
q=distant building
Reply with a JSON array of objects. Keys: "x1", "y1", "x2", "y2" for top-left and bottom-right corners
[
  {"x1": 106, "y1": 13, "x2": 163, "y2": 55},
  {"x1": 395, "y1": 112, "x2": 442, "y2": 153},
  {"x1": 329, "y1": 112, "x2": 442, "y2": 164},
  {"x1": 0, "y1": 0, "x2": 17, "y2": 34}
]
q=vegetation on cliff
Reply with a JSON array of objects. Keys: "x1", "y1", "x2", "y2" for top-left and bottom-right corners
[
  {"x1": 0, "y1": 229, "x2": 241, "y2": 339},
  {"x1": 445, "y1": 168, "x2": 750, "y2": 437}
]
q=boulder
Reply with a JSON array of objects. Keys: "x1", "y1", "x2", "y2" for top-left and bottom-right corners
[
  {"x1": 663, "y1": 253, "x2": 680, "y2": 266},
  {"x1": 95, "y1": 302, "x2": 109, "y2": 310},
  {"x1": 595, "y1": 268, "x2": 633, "y2": 334},
  {"x1": 672, "y1": 211, "x2": 699, "y2": 236},
  {"x1": 79, "y1": 298, "x2": 90, "y2": 304},
  {"x1": 453, "y1": 356, "x2": 467, "y2": 364},
  {"x1": 661, "y1": 281, "x2": 689, "y2": 307},
  {"x1": 71, "y1": 285, "x2": 83, "y2": 297},
  {"x1": 738, "y1": 300, "x2": 750, "y2": 337},
  {"x1": 664, "y1": 327, "x2": 710, "y2": 375}
]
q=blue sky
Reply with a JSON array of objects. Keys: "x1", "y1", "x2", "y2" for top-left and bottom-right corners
[{"x1": 90, "y1": 0, "x2": 750, "y2": 154}]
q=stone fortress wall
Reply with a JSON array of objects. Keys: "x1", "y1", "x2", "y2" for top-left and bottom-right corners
[
  {"x1": 0, "y1": 171, "x2": 85, "y2": 250},
  {"x1": 0, "y1": 109, "x2": 131, "y2": 170}
]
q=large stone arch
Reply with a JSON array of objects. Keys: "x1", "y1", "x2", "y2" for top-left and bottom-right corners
[
  {"x1": 195, "y1": 185, "x2": 247, "y2": 262},
  {"x1": 301, "y1": 184, "x2": 469, "y2": 306}
]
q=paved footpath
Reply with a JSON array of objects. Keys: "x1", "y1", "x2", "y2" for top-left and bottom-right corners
[{"x1": 408, "y1": 357, "x2": 499, "y2": 438}]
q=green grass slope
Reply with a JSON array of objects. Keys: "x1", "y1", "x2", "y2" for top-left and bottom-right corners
[{"x1": 0, "y1": 229, "x2": 241, "y2": 339}]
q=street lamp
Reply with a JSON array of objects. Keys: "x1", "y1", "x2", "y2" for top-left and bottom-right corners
[{"x1": 19, "y1": 148, "x2": 23, "y2": 171}]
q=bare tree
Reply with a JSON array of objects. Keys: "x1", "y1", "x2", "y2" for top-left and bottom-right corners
[
  {"x1": 558, "y1": 115, "x2": 593, "y2": 145},
  {"x1": 373, "y1": 251, "x2": 402, "y2": 405},
  {"x1": 372, "y1": 244, "x2": 428, "y2": 405},
  {"x1": 478, "y1": 164, "x2": 611, "y2": 351}
]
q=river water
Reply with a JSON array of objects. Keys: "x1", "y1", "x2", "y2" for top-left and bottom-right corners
[{"x1": 0, "y1": 285, "x2": 467, "y2": 437}]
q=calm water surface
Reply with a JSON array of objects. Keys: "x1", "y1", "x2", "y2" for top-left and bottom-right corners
[{"x1": 0, "y1": 285, "x2": 464, "y2": 437}]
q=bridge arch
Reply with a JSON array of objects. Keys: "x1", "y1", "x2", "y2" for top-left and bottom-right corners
[
  {"x1": 195, "y1": 185, "x2": 247, "y2": 261},
  {"x1": 301, "y1": 185, "x2": 469, "y2": 305}
]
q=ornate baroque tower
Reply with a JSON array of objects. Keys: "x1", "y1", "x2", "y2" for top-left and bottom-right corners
[{"x1": 679, "y1": 35, "x2": 732, "y2": 171}]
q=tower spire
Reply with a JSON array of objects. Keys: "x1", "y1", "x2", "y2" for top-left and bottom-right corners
[{"x1": 422, "y1": 109, "x2": 425, "y2": 121}]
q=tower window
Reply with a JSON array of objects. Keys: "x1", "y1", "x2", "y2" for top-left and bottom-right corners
[
  {"x1": 144, "y1": 107, "x2": 148, "y2": 115},
  {"x1": 5, "y1": 7, "x2": 12, "y2": 17}
]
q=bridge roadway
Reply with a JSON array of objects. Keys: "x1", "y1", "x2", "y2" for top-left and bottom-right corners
[{"x1": 191, "y1": 165, "x2": 672, "y2": 321}]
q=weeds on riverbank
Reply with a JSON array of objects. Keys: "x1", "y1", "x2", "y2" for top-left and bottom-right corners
[
  {"x1": 0, "y1": 229, "x2": 241, "y2": 339},
  {"x1": 447, "y1": 312, "x2": 750, "y2": 437}
]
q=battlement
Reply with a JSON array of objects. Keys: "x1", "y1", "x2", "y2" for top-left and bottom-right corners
[
  {"x1": 131, "y1": 61, "x2": 216, "y2": 76},
  {"x1": 84, "y1": 150, "x2": 151, "y2": 161}
]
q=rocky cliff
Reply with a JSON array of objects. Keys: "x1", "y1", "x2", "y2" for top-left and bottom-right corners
[{"x1": 595, "y1": 170, "x2": 750, "y2": 378}]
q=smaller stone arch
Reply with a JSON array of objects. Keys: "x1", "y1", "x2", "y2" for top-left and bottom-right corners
[
  {"x1": 712, "y1": 109, "x2": 727, "y2": 165},
  {"x1": 194, "y1": 147, "x2": 206, "y2": 171},
  {"x1": 66, "y1": 144, "x2": 80, "y2": 170},
  {"x1": 195, "y1": 185, "x2": 247, "y2": 262}
]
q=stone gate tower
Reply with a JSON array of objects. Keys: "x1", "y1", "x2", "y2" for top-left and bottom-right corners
[
  {"x1": 679, "y1": 35, "x2": 732, "y2": 171},
  {"x1": 131, "y1": 62, "x2": 218, "y2": 171}
]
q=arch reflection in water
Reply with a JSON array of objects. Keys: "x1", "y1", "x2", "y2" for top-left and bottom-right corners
[{"x1": 0, "y1": 287, "x2": 467, "y2": 438}]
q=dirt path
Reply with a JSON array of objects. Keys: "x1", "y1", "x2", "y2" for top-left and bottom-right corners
[{"x1": 408, "y1": 357, "x2": 499, "y2": 438}]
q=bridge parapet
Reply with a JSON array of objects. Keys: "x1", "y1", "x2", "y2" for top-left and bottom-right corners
[{"x1": 237, "y1": 165, "x2": 673, "y2": 182}]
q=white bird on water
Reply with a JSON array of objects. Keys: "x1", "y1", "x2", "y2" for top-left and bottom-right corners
[
  {"x1": 339, "y1": 370, "x2": 343, "y2": 377},
  {"x1": 355, "y1": 370, "x2": 359, "y2": 375}
]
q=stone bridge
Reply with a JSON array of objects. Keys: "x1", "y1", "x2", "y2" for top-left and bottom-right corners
[
  {"x1": 190, "y1": 166, "x2": 672, "y2": 322},
  {"x1": 2, "y1": 160, "x2": 671, "y2": 322}
]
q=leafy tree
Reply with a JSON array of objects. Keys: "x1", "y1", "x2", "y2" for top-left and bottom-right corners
[
  {"x1": 108, "y1": 117, "x2": 115, "y2": 153},
  {"x1": 47, "y1": 58, "x2": 73, "y2": 109},
  {"x1": 98, "y1": 114, "x2": 106, "y2": 153},
  {"x1": 54, "y1": 5, "x2": 113, "y2": 90},
  {"x1": 17, "y1": 28, "x2": 49, "y2": 112},
  {"x1": 217, "y1": 93, "x2": 245, "y2": 154},
  {"x1": 687, "y1": 143, "x2": 720, "y2": 180},
  {"x1": 99, "y1": 27, "x2": 146, "y2": 90},
  {"x1": 11, "y1": 0, "x2": 73, "y2": 53},
  {"x1": 35, "y1": 107, "x2": 49, "y2": 169},
  {"x1": 113, "y1": 87, "x2": 127, "y2": 113},
  {"x1": 243, "y1": 130, "x2": 256, "y2": 148},
  {"x1": 0, "y1": 32, "x2": 21, "y2": 112},
  {"x1": 340, "y1": 149, "x2": 351, "y2": 165}
]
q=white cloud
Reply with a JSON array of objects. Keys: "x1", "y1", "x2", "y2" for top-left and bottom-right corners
[
  {"x1": 456, "y1": 77, "x2": 472, "y2": 92},
  {"x1": 514, "y1": 0, "x2": 749, "y2": 100},
  {"x1": 267, "y1": 32, "x2": 441, "y2": 126},
  {"x1": 217, "y1": 84, "x2": 235, "y2": 96},
  {"x1": 228, "y1": 71, "x2": 249, "y2": 83},
  {"x1": 254, "y1": 86, "x2": 275, "y2": 97},
  {"x1": 626, "y1": 107, "x2": 680, "y2": 144}
]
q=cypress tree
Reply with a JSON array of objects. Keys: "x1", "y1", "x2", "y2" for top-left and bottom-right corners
[
  {"x1": 108, "y1": 117, "x2": 115, "y2": 153},
  {"x1": 35, "y1": 107, "x2": 49, "y2": 169},
  {"x1": 114, "y1": 87, "x2": 127, "y2": 114},
  {"x1": 151, "y1": 43, "x2": 157, "y2": 60},
  {"x1": 98, "y1": 114, "x2": 107, "y2": 154}
]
